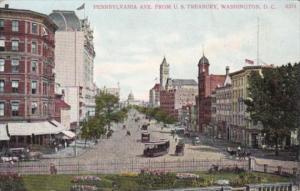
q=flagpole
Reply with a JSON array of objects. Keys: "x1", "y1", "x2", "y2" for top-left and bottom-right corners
[{"x1": 257, "y1": 17, "x2": 260, "y2": 66}]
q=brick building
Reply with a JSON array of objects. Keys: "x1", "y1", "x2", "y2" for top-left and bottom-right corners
[
  {"x1": 160, "y1": 89, "x2": 176, "y2": 118},
  {"x1": 0, "y1": 5, "x2": 57, "y2": 121},
  {"x1": 160, "y1": 79, "x2": 197, "y2": 120},
  {"x1": 54, "y1": 93, "x2": 70, "y2": 129},
  {"x1": 0, "y1": 5, "x2": 69, "y2": 147},
  {"x1": 197, "y1": 54, "x2": 225, "y2": 132}
]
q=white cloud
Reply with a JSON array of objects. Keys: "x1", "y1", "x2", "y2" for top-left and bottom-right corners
[{"x1": 7, "y1": 0, "x2": 300, "y2": 101}]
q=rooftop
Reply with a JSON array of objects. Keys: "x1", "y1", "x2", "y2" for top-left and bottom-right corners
[
  {"x1": 171, "y1": 79, "x2": 198, "y2": 86},
  {"x1": 49, "y1": 10, "x2": 81, "y2": 31}
]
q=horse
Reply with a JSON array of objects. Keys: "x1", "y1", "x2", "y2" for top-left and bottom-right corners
[{"x1": 226, "y1": 147, "x2": 237, "y2": 156}]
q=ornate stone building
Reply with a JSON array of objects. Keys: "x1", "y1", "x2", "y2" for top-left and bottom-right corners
[{"x1": 49, "y1": 10, "x2": 96, "y2": 125}]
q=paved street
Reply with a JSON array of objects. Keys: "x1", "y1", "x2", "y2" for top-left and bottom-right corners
[
  {"x1": 71, "y1": 109, "x2": 225, "y2": 163},
  {"x1": 36, "y1": 109, "x2": 298, "y2": 172},
  {"x1": 2, "y1": 109, "x2": 297, "y2": 175},
  {"x1": 45, "y1": 109, "x2": 294, "y2": 171}
]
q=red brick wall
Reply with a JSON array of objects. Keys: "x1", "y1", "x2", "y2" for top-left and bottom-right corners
[
  {"x1": 160, "y1": 90, "x2": 177, "y2": 119},
  {"x1": 0, "y1": 9, "x2": 56, "y2": 122},
  {"x1": 198, "y1": 63, "x2": 225, "y2": 132}
]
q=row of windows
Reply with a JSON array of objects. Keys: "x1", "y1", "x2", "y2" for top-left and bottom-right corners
[
  {"x1": 0, "y1": 59, "x2": 38, "y2": 73},
  {"x1": 232, "y1": 77, "x2": 244, "y2": 87},
  {"x1": 0, "y1": 80, "x2": 37, "y2": 94},
  {"x1": 216, "y1": 92, "x2": 231, "y2": 100},
  {"x1": 0, "y1": 19, "x2": 38, "y2": 34},
  {"x1": 233, "y1": 89, "x2": 244, "y2": 99},
  {"x1": 0, "y1": 102, "x2": 47, "y2": 116},
  {"x1": 216, "y1": 104, "x2": 231, "y2": 111},
  {"x1": 232, "y1": 102, "x2": 245, "y2": 112},
  {"x1": 216, "y1": 116, "x2": 231, "y2": 123},
  {"x1": 232, "y1": 115, "x2": 245, "y2": 126},
  {"x1": 0, "y1": 40, "x2": 37, "y2": 53}
]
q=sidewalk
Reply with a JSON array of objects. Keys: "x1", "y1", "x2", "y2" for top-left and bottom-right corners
[{"x1": 42, "y1": 140, "x2": 96, "y2": 159}]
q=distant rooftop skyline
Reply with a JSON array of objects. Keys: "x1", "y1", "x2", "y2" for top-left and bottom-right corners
[{"x1": 4, "y1": 0, "x2": 300, "y2": 101}]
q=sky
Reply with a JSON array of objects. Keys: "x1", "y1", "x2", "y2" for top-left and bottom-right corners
[{"x1": 4, "y1": 0, "x2": 300, "y2": 101}]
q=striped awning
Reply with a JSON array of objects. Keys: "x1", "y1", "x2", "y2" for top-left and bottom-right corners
[
  {"x1": 0, "y1": 124, "x2": 9, "y2": 141},
  {"x1": 8, "y1": 121, "x2": 66, "y2": 136}
]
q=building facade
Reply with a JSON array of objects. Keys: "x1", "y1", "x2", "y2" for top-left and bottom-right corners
[
  {"x1": 149, "y1": 83, "x2": 160, "y2": 108},
  {"x1": 214, "y1": 66, "x2": 232, "y2": 140},
  {"x1": 160, "y1": 79, "x2": 198, "y2": 120},
  {"x1": 230, "y1": 66, "x2": 267, "y2": 148},
  {"x1": 0, "y1": 6, "x2": 57, "y2": 122},
  {"x1": 54, "y1": 93, "x2": 71, "y2": 129},
  {"x1": 49, "y1": 11, "x2": 96, "y2": 125},
  {"x1": 0, "y1": 5, "x2": 72, "y2": 147},
  {"x1": 197, "y1": 54, "x2": 225, "y2": 132}
]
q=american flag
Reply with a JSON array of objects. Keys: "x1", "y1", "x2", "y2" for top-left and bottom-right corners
[{"x1": 245, "y1": 59, "x2": 254, "y2": 65}]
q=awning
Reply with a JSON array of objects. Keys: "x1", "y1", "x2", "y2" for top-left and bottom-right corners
[
  {"x1": 55, "y1": 130, "x2": 75, "y2": 140},
  {"x1": 8, "y1": 121, "x2": 66, "y2": 136},
  {"x1": 0, "y1": 124, "x2": 9, "y2": 141},
  {"x1": 62, "y1": 130, "x2": 75, "y2": 139}
]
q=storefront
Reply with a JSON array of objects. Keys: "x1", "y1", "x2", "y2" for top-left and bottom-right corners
[{"x1": 7, "y1": 120, "x2": 71, "y2": 147}]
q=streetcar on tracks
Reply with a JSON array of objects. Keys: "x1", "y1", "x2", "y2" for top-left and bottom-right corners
[{"x1": 143, "y1": 139, "x2": 170, "y2": 157}]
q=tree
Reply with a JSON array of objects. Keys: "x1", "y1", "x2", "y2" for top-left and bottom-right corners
[
  {"x1": 135, "y1": 106, "x2": 177, "y2": 124},
  {"x1": 81, "y1": 116, "x2": 106, "y2": 147},
  {"x1": 95, "y1": 91, "x2": 127, "y2": 130},
  {"x1": 80, "y1": 91, "x2": 128, "y2": 142},
  {"x1": 245, "y1": 63, "x2": 300, "y2": 156}
]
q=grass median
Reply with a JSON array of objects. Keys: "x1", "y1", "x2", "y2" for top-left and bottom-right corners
[{"x1": 21, "y1": 171, "x2": 291, "y2": 191}]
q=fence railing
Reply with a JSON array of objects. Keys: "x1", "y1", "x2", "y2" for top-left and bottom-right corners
[
  {"x1": 153, "y1": 182, "x2": 296, "y2": 191},
  {"x1": 0, "y1": 158, "x2": 248, "y2": 175},
  {"x1": 0, "y1": 158, "x2": 298, "y2": 177},
  {"x1": 252, "y1": 159, "x2": 300, "y2": 177}
]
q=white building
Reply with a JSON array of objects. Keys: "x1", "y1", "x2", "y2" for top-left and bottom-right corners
[
  {"x1": 149, "y1": 83, "x2": 160, "y2": 108},
  {"x1": 49, "y1": 11, "x2": 96, "y2": 124}
]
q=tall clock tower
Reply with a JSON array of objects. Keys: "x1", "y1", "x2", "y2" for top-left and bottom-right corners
[{"x1": 160, "y1": 57, "x2": 169, "y2": 90}]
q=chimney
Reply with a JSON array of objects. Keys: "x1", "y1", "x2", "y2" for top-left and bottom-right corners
[
  {"x1": 226, "y1": 66, "x2": 230, "y2": 75},
  {"x1": 5, "y1": 4, "x2": 9, "y2": 9}
]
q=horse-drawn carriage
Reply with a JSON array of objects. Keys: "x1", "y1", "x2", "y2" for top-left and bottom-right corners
[
  {"x1": 175, "y1": 143, "x2": 185, "y2": 156},
  {"x1": 141, "y1": 132, "x2": 150, "y2": 142},
  {"x1": 141, "y1": 124, "x2": 149, "y2": 131},
  {"x1": 226, "y1": 147, "x2": 251, "y2": 160},
  {"x1": 175, "y1": 138, "x2": 185, "y2": 156}
]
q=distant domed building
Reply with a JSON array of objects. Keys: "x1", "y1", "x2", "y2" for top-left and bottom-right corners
[
  {"x1": 124, "y1": 91, "x2": 148, "y2": 107},
  {"x1": 128, "y1": 91, "x2": 135, "y2": 102}
]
